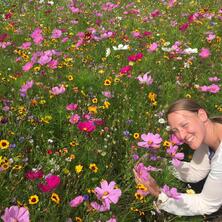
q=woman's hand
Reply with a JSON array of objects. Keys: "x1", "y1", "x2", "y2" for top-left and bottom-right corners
[{"x1": 133, "y1": 169, "x2": 161, "y2": 198}]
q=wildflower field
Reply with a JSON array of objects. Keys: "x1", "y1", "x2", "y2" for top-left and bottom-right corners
[{"x1": 1, "y1": 0, "x2": 222, "y2": 221}]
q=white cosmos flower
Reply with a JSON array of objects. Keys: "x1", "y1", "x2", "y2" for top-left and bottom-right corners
[
  {"x1": 105, "y1": 48, "x2": 111, "y2": 57},
  {"x1": 183, "y1": 48, "x2": 198, "y2": 54},
  {"x1": 112, "y1": 44, "x2": 129, "y2": 51}
]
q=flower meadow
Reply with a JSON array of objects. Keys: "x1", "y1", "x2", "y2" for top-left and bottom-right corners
[{"x1": 0, "y1": 0, "x2": 222, "y2": 221}]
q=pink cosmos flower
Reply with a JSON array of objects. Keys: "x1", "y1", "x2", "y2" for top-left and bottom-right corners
[
  {"x1": 51, "y1": 28, "x2": 62, "y2": 39},
  {"x1": 136, "y1": 73, "x2": 153, "y2": 86},
  {"x1": 22, "y1": 61, "x2": 34, "y2": 72},
  {"x1": 25, "y1": 169, "x2": 44, "y2": 180},
  {"x1": 162, "y1": 185, "x2": 181, "y2": 200},
  {"x1": 69, "y1": 195, "x2": 84, "y2": 208},
  {"x1": 208, "y1": 76, "x2": 220, "y2": 82},
  {"x1": 102, "y1": 91, "x2": 113, "y2": 98},
  {"x1": 206, "y1": 33, "x2": 216, "y2": 42},
  {"x1": 120, "y1": 65, "x2": 132, "y2": 75},
  {"x1": 30, "y1": 27, "x2": 44, "y2": 45},
  {"x1": 1, "y1": 206, "x2": 29, "y2": 222},
  {"x1": 66, "y1": 103, "x2": 78, "y2": 111},
  {"x1": 128, "y1": 52, "x2": 143, "y2": 62},
  {"x1": 93, "y1": 180, "x2": 122, "y2": 210},
  {"x1": 208, "y1": 84, "x2": 220, "y2": 93},
  {"x1": 19, "y1": 42, "x2": 31, "y2": 49},
  {"x1": 38, "y1": 174, "x2": 61, "y2": 192},
  {"x1": 167, "y1": 145, "x2": 184, "y2": 167},
  {"x1": 131, "y1": 31, "x2": 143, "y2": 38},
  {"x1": 179, "y1": 23, "x2": 189, "y2": 31},
  {"x1": 107, "y1": 216, "x2": 117, "y2": 222},
  {"x1": 38, "y1": 54, "x2": 52, "y2": 65},
  {"x1": 168, "y1": 0, "x2": 177, "y2": 7},
  {"x1": 47, "y1": 59, "x2": 58, "y2": 69},
  {"x1": 134, "y1": 163, "x2": 150, "y2": 181},
  {"x1": 0, "y1": 41, "x2": 12, "y2": 48},
  {"x1": 138, "y1": 133, "x2": 162, "y2": 149},
  {"x1": 19, "y1": 80, "x2": 34, "y2": 97},
  {"x1": 69, "y1": 114, "x2": 80, "y2": 124},
  {"x1": 90, "y1": 201, "x2": 109, "y2": 212},
  {"x1": 77, "y1": 121, "x2": 96, "y2": 132},
  {"x1": 170, "y1": 134, "x2": 184, "y2": 145},
  {"x1": 199, "y1": 48, "x2": 211, "y2": 58},
  {"x1": 148, "y1": 42, "x2": 158, "y2": 52},
  {"x1": 50, "y1": 85, "x2": 66, "y2": 95}
]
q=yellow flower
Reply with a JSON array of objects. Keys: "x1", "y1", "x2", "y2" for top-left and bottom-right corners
[
  {"x1": 67, "y1": 75, "x2": 74, "y2": 81},
  {"x1": 1, "y1": 162, "x2": 10, "y2": 170},
  {"x1": 185, "y1": 94, "x2": 192, "y2": 98},
  {"x1": 75, "y1": 217, "x2": 83, "y2": 222},
  {"x1": 34, "y1": 66, "x2": 41, "y2": 72},
  {"x1": 148, "y1": 92, "x2": 157, "y2": 102},
  {"x1": 98, "y1": 69, "x2": 105, "y2": 74},
  {"x1": 133, "y1": 133, "x2": 140, "y2": 139},
  {"x1": 12, "y1": 165, "x2": 22, "y2": 170},
  {"x1": 135, "y1": 192, "x2": 144, "y2": 200},
  {"x1": 163, "y1": 140, "x2": 171, "y2": 147},
  {"x1": 114, "y1": 77, "x2": 120, "y2": 83},
  {"x1": 63, "y1": 168, "x2": 70, "y2": 175},
  {"x1": 51, "y1": 192, "x2": 60, "y2": 204},
  {"x1": 92, "y1": 98, "x2": 98, "y2": 103},
  {"x1": 89, "y1": 163, "x2": 98, "y2": 173},
  {"x1": 104, "y1": 79, "x2": 111, "y2": 86},
  {"x1": 186, "y1": 189, "x2": 195, "y2": 195},
  {"x1": 88, "y1": 106, "x2": 97, "y2": 114},
  {"x1": 70, "y1": 140, "x2": 79, "y2": 147},
  {"x1": 0, "y1": 140, "x2": 10, "y2": 149},
  {"x1": 75, "y1": 165, "x2": 83, "y2": 174},
  {"x1": 29, "y1": 195, "x2": 39, "y2": 205},
  {"x1": 104, "y1": 101, "x2": 110, "y2": 109},
  {"x1": 136, "y1": 184, "x2": 148, "y2": 192}
]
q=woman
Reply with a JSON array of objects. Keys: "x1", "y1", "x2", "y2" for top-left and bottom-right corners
[{"x1": 134, "y1": 98, "x2": 222, "y2": 217}]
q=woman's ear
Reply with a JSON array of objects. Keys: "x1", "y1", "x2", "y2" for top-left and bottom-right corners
[{"x1": 197, "y1": 109, "x2": 208, "y2": 122}]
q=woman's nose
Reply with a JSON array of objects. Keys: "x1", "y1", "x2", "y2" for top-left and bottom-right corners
[{"x1": 176, "y1": 129, "x2": 187, "y2": 141}]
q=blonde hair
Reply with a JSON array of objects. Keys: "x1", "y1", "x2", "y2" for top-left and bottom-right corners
[{"x1": 166, "y1": 98, "x2": 222, "y2": 124}]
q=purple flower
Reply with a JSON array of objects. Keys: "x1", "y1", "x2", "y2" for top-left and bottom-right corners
[
  {"x1": 162, "y1": 185, "x2": 181, "y2": 200},
  {"x1": 66, "y1": 103, "x2": 78, "y2": 111},
  {"x1": 1, "y1": 205, "x2": 30, "y2": 222},
  {"x1": 199, "y1": 48, "x2": 211, "y2": 59},
  {"x1": 167, "y1": 145, "x2": 184, "y2": 167},
  {"x1": 138, "y1": 133, "x2": 162, "y2": 149}
]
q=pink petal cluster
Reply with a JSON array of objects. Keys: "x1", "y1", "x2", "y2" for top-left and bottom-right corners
[
  {"x1": 1, "y1": 206, "x2": 29, "y2": 222},
  {"x1": 138, "y1": 133, "x2": 162, "y2": 149},
  {"x1": 69, "y1": 195, "x2": 84, "y2": 208},
  {"x1": 128, "y1": 52, "x2": 143, "y2": 62},
  {"x1": 91, "y1": 180, "x2": 122, "y2": 212},
  {"x1": 19, "y1": 80, "x2": 34, "y2": 97},
  {"x1": 51, "y1": 28, "x2": 62, "y2": 39},
  {"x1": 119, "y1": 65, "x2": 132, "y2": 75},
  {"x1": 199, "y1": 84, "x2": 220, "y2": 93},
  {"x1": 77, "y1": 121, "x2": 96, "y2": 132},
  {"x1": 69, "y1": 114, "x2": 80, "y2": 124},
  {"x1": 199, "y1": 47, "x2": 211, "y2": 58},
  {"x1": 136, "y1": 73, "x2": 153, "y2": 86},
  {"x1": 167, "y1": 145, "x2": 184, "y2": 167},
  {"x1": 50, "y1": 85, "x2": 66, "y2": 95},
  {"x1": 148, "y1": 42, "x2": 158, "y2": 52},
  {"x1": 25, "y1": 169, "x2": 44, "y2": 180},
  {"x1": 169, "y1": 134, "x2": 184, "y2": 145},
  {"x1": 162, "y1": 185, "x2": 181, "y2": 200},
  {"x1": 208, "y1": 76, "x2": 220, "y2": 82},
  {"x1": 101, "y1": 2, "x2": 119, "y2": 11},
  {"x1": 38, "y1": 174, "x2": 61, "y2": 192},
  {"x1": 66, "y1": 103, "x2": 78, "y2": 111},
  {"x1": 30, "y1": 27, "x2": 44, "y2": 45}
]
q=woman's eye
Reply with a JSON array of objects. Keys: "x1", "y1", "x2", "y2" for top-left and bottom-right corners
[{"x1": 182, "y1": 123, "x2": 188, "y2": 128}]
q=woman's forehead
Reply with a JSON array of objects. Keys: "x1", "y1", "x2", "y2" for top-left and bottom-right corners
[{"x1": 168, "y1": 110, "x2": 197, "y2": 121}]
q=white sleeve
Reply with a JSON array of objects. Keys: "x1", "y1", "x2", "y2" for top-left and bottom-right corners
[
  {"x1": 172, "y1": 144, "x2": 210, "y2": 183},
  {"x1": 158, "y1": 147, "x2": 222, "y2": 216}
]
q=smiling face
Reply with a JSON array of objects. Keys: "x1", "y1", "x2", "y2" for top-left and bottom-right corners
[{"x1": 167, "y1": 109, "x2": 208, "y2": 150}]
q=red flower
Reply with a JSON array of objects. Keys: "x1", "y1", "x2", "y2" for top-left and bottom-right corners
[{"x1": 179, "y1": 23, "x2": 189, "y2": 32}]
